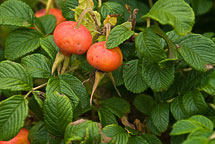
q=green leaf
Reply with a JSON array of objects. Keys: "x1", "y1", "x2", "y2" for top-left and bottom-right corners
[
  {"x1": 171, "y1": 96, "x2": 189, "y2": 120},
  {"x1": 0, "y1": 60, "x2": 33, "y2": 91},
  {"x1": 188, "y1": 129, "x2": 213, "y2": 139},
  {"x1": 62, "y1": 0, "x2": 79, "y2": 20},
  {"x1": 171, "y1": 135, "x2": 187, "y2": 144},
  {"x1": 100, "y1": 97, "x2": 130, "y2": 118},
  {"x1": 112, "y1": 65, "x2": 124, "y2": 86},
  {"x1": 100, "y1": 1, "x2": 124, "y2": 19},
  {"x1": 128, "y1": 136, "x2": 148, "y2": 144},
  {"x1": 134, "y1": 94, "x2": 155, "y2": 115},
  {"x1": 106, "y1": 22, "x2": 135, "y2": 49},
  {"x1": 182, "y1": 90, "x2": 209, "y2": 115},
  {"x1": 43, "y1": 92, "x2": 73, "y2": 137},
  {"x1": 190, "y1": 0, "x2": 212, "y2": 16},
  {"x1": 28, "y1": 91, "x2": 44, "y2": 120},
  {"x1": 198, "y1": 72, "x2": 215, "y2": 95},
  {"x1": 37, "y1": 15, "x2": 56, "y2": 35},
  {"x1": 0, "y1": 0, "x2": 36, "y2": 27},
  {"x1": 189, "y1": 115, "x2": 214, "y2": 131},
  {"x1": 21, "y1": 54, "x2": 52, "y2": 78},
  {"x1": 84, "y1": 122, "x2": 101, "y2": 144},
  {"x1": 142, "y1": 0, "x2": 195, "y2": 35},
  {"x1": 64, "y1": 120, "x2": 92, "y2": 143},
  {"x1": 29, "y1": 121, "x2": 50, "y2": 144},
  {"x1": 40, "y1": 35, "x2": 59, "y2": 59},
  {"x1": 123, "y1": 59, "x2": 147, "y2": 93},
  {"x1": 142, "y1": 134, "x2": 162, "y2": 144},
  {"x1": 98, "y1": 108, "x2": 118, "y2": 127},
  {"x1": 183, "y1": 137, "x2": 208, "y2": 144},
  {"x1": 146, "y1": 117, "x2": 161, "y2": 135},
  {"x1": 142, "y1": 60, "x2": 175, "y2": 91},
  {"x1": 46, "y1": 75, "x2": 80, "y2": 108},
  {"x1": 5, "y1": 28, "x2": 42, "y2": 60},
  {"x1": 178, "y1": 34, "x2": 215, "y2": 71},
  {"x1": 59, "y1": 74, "x2": 89, "y2": 110},
  {"x1": 0, "y1": 95, "x2": 28, "y2": 140},
  {"x1": 135, "y1": 28, "x2": 167, "y2": 63},
  {"x1": 103, "y1": 124, "x2": 129, "y2": 144},
  {"x1": 170, "y1": 119, "x2": 203, "y2": 135},
  {"x1": 150, "y1": 103, "x2": 169, "y2": 133}
]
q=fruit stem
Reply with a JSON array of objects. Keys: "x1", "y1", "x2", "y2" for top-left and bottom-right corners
[
  {"x1": 51, "y1": 51, "x2": 65, "y2": 75},
  {"x1": 105, "y1": 23, "x2": 111, "y2": 41},
  {"x1": 149, "y1": 0, "x2": 153, "y2": 8},
  {"x1": 131, "y1": 9, "x2": 138, "y2": 30},
  {"x1": 146, "y1": 18, "x2": 150, "y2": 28},
  {"x1": 46, "y1": 0, "x2": 53, "y2": 14},
  {"x1": 75, "y1": 8, "x2": 92, "y2": 29},
  {"x1": 107, "y1": 72, "x2": 121, "y2": 97},
  {"x1": 24, "y1": 83, "x2": 47, "y2": 99},
  {"x1": 98, "y1": 0, "x2": 102, "y2": 11},
  {"x1": 61, "y1": 55, "x2": 71, "y2": 74},
  {"x1": 90, "y1": 71, "x2": 105, "y2": 106}
]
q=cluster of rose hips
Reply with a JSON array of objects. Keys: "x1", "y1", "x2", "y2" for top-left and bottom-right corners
[{"x1": 36, "y1": 8, "x2": 123, "y2": 105}]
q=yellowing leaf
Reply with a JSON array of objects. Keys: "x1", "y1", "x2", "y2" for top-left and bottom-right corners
[
  {"x1": 74, "y1": 8, "x2": 101, "y2": 38},
  {"x1": 103, "y1": 15, "x2": 117, "y2": 26},
  {"x1": 79, "y1": 0, "x2": 94, "y2": 9}
]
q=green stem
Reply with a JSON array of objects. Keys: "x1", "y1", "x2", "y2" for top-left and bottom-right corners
[
  {"x1": 75, "y1": 8, "x2": 92, "y2": 29},
  {"x1": 149, "y1": 0, "x2": 153, "y2": 8},
  {"x1": 98, "y1": 0, "x2": 102, "y2": 11},
  {"x1": 105, "y1": 23, "x2": 111, "y2": 41},
  {"x1": 146, "y1": 18, "x2": 150, "y2": 28},
  {"x1": 46, "y1": 0, "x2": 53, "y2": 14},
  {"x1": 24, "y1": 83, "x2": 47, "y2": 99},
  {"x1": 61, "y1": 55, "x2": 71, "y2": 74}
]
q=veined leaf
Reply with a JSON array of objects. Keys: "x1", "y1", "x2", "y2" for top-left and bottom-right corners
[
  {"x1": 190, "y1": 0, "x2": 212, "y2": 16},
  {"x1": 100, "y1": 97, "x2": 130, "y2": 118},
  {"x1": 150, "y1": 103, "x2": 169, "y2": 133},
  {"x1": 135, "y1": 28, "x2": 167, "y2": 63},
  {"x1": 103, "y1": 124, "x2": 129, "y2": 144},
  {"x1": 40, "y1": 35, "x2": 59, "y2": 59},
  {"x1": 170, "y1": 120, "x2": 203, "y2": 135},
  {"x1": 182, "y1": 90, "x2": 209, "y2": 115},
  {"x1": 123, "y1": 59, "x2": 147, "y2": 93},
  {"x1": 189, "y1": 115, "x2": 214, "y2": 131},
  {"x1": 0, "y1": 96, "x2": 28, "y2": 140},
  {"x1": 100, "y1": 2, "x2": 124, "y2": 19},
  {"x1": 44, "y1": 92, "x2": 73, "y2": 137},
  {"x1": 142, "y1": 60, "x2": 175, "y2": 91},
  {"x1": 198, "y1": 72, "x2": 215, "y2": 95},
  {"x1": 143, "y1": 0, "x2": 195, "y2": 35},
  {"x1": 79, "y1": 0, "x2": 94, "y2": 9},
  {"x1": 98, "y1": 108, "x2": 118, "y2": 127},
  {"x1": 21, "y1": 54, "x2": 52, "y2": 78},
  {"x1": 0, "y1": 61, "x2": 33, "y2": 91},
  {"x1": 84, "y1": 122, "x2": 101, "y2": 144},
  {"x1": 62, "y1": 0, "x2": 79, "y2": 20},
  {"x1": 64, "y1": 120, "x2": 92, "y2": 143},
  {"x1": 127, "y1": 136, "x2": 148, "y2": 144},
  {"x1": 28, "y1": 121, "x2": 50, "y2": 144},
  {"x1": 183, "y1": 137, "x2": 208, "y2": 144},
  {"x1": 0, "y1": 0, "x2": 36, "y2": 27},
  {"x1": 134, "y1": 95, "x2": 155, "y2": 115},
  {"x1": 5, "y1": 28, "x2": 42, "y2": 60},
  {"x1": 37, "y1": 15, "x2": 56, "y2": 35},
  {"x1": 171, "y1": 96, "x2": 189, "y2": 120},
  {"x1": 46, "y1": 76, "x2": 79, "y2": 108},
  {"x1": 106, "y1": 22, "x2": 134, "y2": 49},
  {"x1": 178, "y1": 34, "x2": 215, "y2": 71},
  {"x1": 142, "y1": 134, "x2": 162, "y2": 144}
]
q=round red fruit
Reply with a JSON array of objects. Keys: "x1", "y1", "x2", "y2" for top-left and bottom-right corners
[
  {"x1": 53, "y1": 21, "x2": 92, "y2": 55},
  {"x1": 87, "y1": 41, "x2": 123, "y2": 72},
  {"x1": 0, "y1": 128, "x2": 30, "y2": 144},
  {"x1": 35, "y1": 8, "x2": 66, "y2": 25}
]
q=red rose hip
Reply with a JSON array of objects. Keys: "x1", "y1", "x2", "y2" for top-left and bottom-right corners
[
  {"x1": 53, "y1": 21, "x2": 92, "y2": 55},
  {"x1": 35, "y1": 8, "x2": 66, "y2": 25},
  {"x1": 87, "y1": 41, "x2": 123, "y2": 72}
]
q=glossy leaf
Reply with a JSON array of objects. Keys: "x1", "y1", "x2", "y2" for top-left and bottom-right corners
[
  {"x1": 0, "y1": 0, "x2": 35, "y2": 27},
  {"x1": 5, "y1": 28, "x2": 42, "y2": 60},
  {"x1": 143, "y1": 0, "x2": 195, "y2": 35},
  {"x1": 123, "y1": 59, "x2": 147, "y2": 93},
  {"x1": 21, "y1": 54, "x2": 52, "y2": 78},
  {"x1": 43, "y1": 92, "x2": 73, "y2": 136},
  {"x1": 134, "y1": 95, "x2": 155, "y2": 115},
  {"x1": 0, "y1": 61, "x2": 33, "y2": 91},
  {"x1": 0, "y1": 96, "x2": 28, "y2": 140}
]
